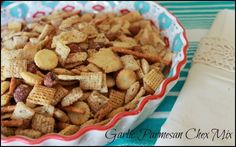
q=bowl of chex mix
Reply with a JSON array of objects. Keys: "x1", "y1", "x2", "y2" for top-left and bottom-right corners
[{"x1": 1, "y1": 1, "x2": 188, "y2": 146}]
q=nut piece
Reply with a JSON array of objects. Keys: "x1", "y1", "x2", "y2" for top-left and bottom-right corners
[
  {"x1": 116, "y1": 69, "x2": 137, "y2": 90},
  {"x1": 43, "y1": 72, "x2": 58, "y2": 87},
  {"x1": 13, "y1": 84, "x2": 32, "y2": 103},
  {"x1": 34, "y1": 49, "x2": 58, "y2": 70},
  {"x1": 27, "y1": 62, "x2": 38, "y2": 73}
]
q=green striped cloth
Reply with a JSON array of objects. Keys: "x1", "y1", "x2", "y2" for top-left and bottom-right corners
[{"x1": 1, "y1": 1, "x2": 235, "y2": 146}]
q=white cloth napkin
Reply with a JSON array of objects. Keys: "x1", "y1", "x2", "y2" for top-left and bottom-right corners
[{"x1": 155, "y1": 10, "x2": 235, "y2": 146}]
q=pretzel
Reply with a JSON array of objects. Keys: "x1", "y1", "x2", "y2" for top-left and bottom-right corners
[
  {"x1": 8, "y1": 77, "x2": 20, "y2": 95},
  {"x1": 1, "y1": 113, "x2": 12, "y2": 120},
  {"x1": 63, "y1": 106, "x2": 85, "y2": 114},
  {"x1": 1, "y1": 119, "x2": 24, "y2": 127},
  {"x1": 1, "y1": 105, "x2": 16, "y2": 113},
  {"x1": 112, "y1": 47, "x2": 171, "y2": 65}
]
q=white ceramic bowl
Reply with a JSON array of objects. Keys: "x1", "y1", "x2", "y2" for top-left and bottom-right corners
[{"x1": 1, "y1": 1, "x2": 188, "y2": 146}]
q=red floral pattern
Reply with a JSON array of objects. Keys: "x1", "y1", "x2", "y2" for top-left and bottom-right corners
[
  {"x1": 32, "y1": 11, "x2": 46, "y2": 18},
  {"x1": 92, "y1": 4, "x2": 105, "y2": 12}
]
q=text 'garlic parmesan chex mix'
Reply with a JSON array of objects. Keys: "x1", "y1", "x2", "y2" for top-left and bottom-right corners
[{"x1": 1, "y1": 10, "x2": 173, "y2": 139}]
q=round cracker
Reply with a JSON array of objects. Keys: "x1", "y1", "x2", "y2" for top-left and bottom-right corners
[
  {"x1": 67, "y1": 101, "x2": 90, "y2": 125},
  {"x1": 116, "y1": 69, "x2": 137, "y2": 90},
  {"x1": 34, "y1": 49, "x2": 58, "y2": 70}
]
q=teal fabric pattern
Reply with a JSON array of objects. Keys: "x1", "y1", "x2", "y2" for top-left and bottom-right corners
[{"x1": 1, "y1": 1, "x2": 235, "y2": 146}]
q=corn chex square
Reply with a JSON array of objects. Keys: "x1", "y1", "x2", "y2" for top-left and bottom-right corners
[
  {"x1": 31, "y1": 113, "x2": 55, "y2": 134},
  {"x1": 143, "y1": 69, "x2": 164, "y2": 91},
  {"x1": 80, "y1": 72, "x2": 103, "y2": 90},
  {"x1": 2, "y1": 59, "x2": 27, "y2": 78},
  {"x1": 51, "y1": 85, "x2": 69, "y2": 106},
  {"x1": 27, "y1": 84, "x2": 56, "y2": 106},
  {"x1": 109, "y1": 89, "x2": 125, "y2": 109}
]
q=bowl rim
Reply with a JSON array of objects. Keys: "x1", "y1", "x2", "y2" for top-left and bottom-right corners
[{"x1": 1, "y1": 1, "x2": 189, "y2": 145}]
